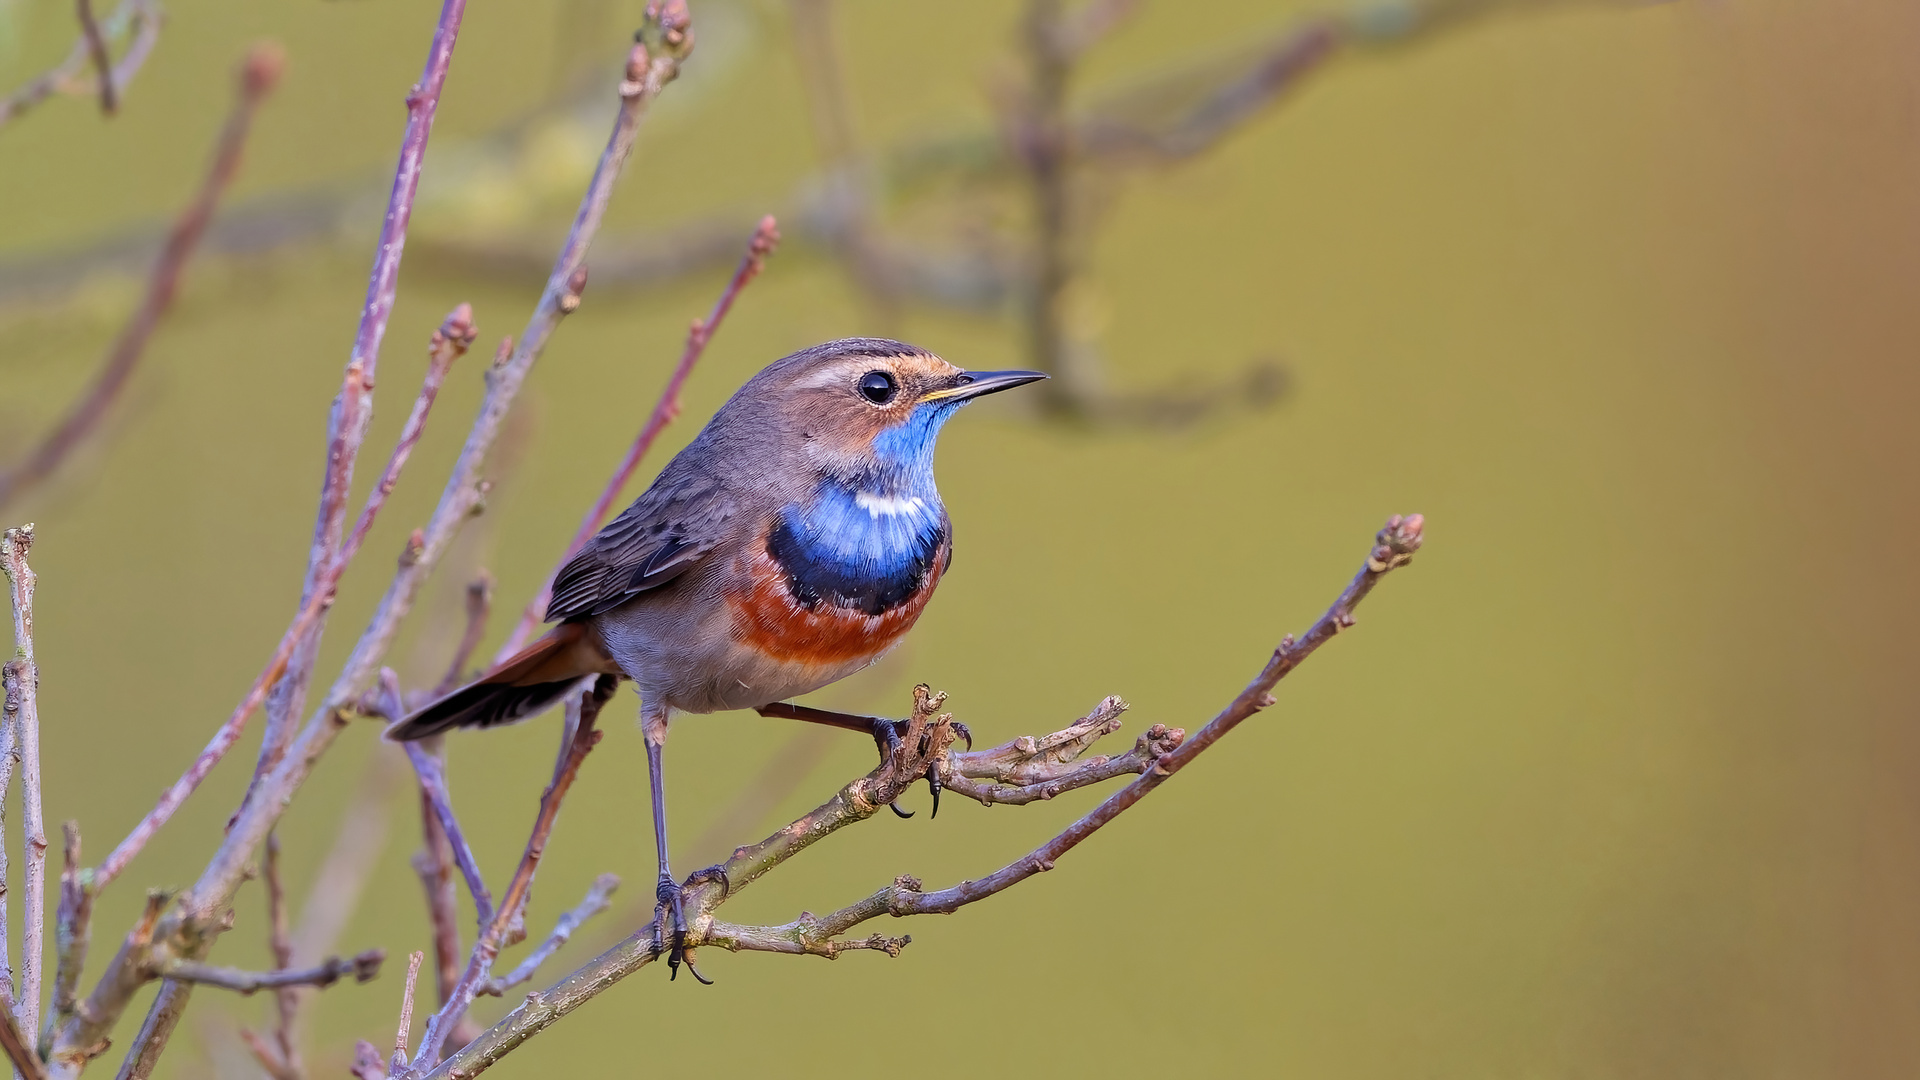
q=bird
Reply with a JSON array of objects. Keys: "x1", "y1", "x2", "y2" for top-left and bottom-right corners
[{"x1": 387, "y1": 338, "x2": 1045, "y2": 980}]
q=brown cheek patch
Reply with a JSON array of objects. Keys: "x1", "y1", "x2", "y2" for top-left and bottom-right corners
[{"x1": 727, "y1": 549, "x2": 945, "y2": 667}]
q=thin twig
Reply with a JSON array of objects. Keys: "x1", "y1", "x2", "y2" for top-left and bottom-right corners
[
  {"x1": 263, "y1": 834, "x2": 301, "y2": 1076},
  {"x1": 0, "y1": 989, "x2": 47, "y2": 1080},
  {"x1": 158, "y1": 952, "x2": 384, "y2": 996},
  {"x1": 412, "y1": 762, "x2": 462, "y2": 1008},
  {"x1": 399, "y1": 743, "x2": 493, "y2": 930},
  {"x1": 478, "y1": 874, "x2": 619, "y2": 997},
  {"x1": 74, "y1": 0, "x2": 117, "y2": 114},
  {"x1": 0, "y1": 582, "x2": 16, "y2": 1012},
  {"x1": 95, "y1": 300, "x2": 476, "y2": 894},
  {"x1": 45, "y1": 823, "x2": 90, "y2": 1059},
  {"x1": 495, "y1": 213, "x2": 780, "y2": 660},
  {"x1": 432, "y1": 575, "x2": 493, "y2": 696},
  {"x1": 252, "y1": 1, "x2": 480, "y2": 793},
  {"x1": 422, "y1": 514, "x2": 1424, "y2": 1078},
  {"x1": 0, "y1": 42, "x2": 281, "y2": 510},
  {"x1": 0, "y1": 0, "x2": 158, "y2": 131},
  {"x1": 390, "y1": 952, "x2": 423, "y2": 1076},
  {"x1": 236, "y1": 1029, "x2": 299, "y2": 1080},
  {"x1": 2, "y1": 524, "x2": 46, "y2": 1041},
  {"x1": 411, "y1": 677, "x2": 614, "y2": 1073}
]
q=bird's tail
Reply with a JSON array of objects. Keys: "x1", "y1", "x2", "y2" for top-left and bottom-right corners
[{"x1": 386, "y1": 623, "x2": 616, "y2": 741}]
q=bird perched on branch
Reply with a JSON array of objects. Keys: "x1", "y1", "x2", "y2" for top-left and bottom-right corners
[{"x1": 388, "y1": 338, "x2": 1044, "y2": 980}]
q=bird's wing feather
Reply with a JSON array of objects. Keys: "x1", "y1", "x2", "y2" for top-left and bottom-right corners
[{"x1": 546, "y1": 469, "x2": 737, "y2": 622}]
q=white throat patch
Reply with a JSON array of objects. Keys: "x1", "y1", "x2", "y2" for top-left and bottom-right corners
[{"x1": 853, "y1": 490, "x2": 929, "y2": 519}]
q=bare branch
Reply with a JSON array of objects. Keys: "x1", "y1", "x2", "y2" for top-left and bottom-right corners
[
  {"x1": 432, "y1": 575, "x2": 493, "y2": 697},
  {"x1": 0, "y1": 989, "x2": 47, "y2": 1080},
  {"x1": 158, "y1": 952, "x2": 384, "y2": 996},
  {"x1": 0, "y1": 41, "x2": 280, "y2": 510},
  {"x1": 399, "y1": 740, "x2": 493, "y2": 931},
  {"x1": 2, "y1": 524, "x2": 46, "y2": 1041},
  {"x1": 422, "y1": 513, "x2": 1425, "y2": 1078},
  {"x1": 0, "y1": 0, "x2": 158, "y2": 131},
  {"x1": 94, "y1": 300, "x2": 475, "y2": 894},
  {"x1": 391, "y1": 952, "x2": 423, "y2": 1076},
  {"x1": 46, "y1": 823, "x2": 91, "y2": 1061},
  {"x1": 479, "y1": 875, "x2": 619, "y2": 997},
  {"x1": 235, "y1": 1029, "x2": 299, "y2": 1080},
  {"x1": 262, "y1": 834, "x2": 300, "y2": 1075},
  {"x1": 74, "y1": 0, "x2": 117, "y2": 115},
  {"x1": 253, "y1": 0, "x2": 480, "y2": 791},
  {"x1": 1078, "y1": 19, "x2": 1341, "y2": 162},
  {"x1": 496, "y1": 212, "x2": 781, "y2": 660},
  {"x1": 410, "y1": 677, "x2": 615, "y2": 1072}
]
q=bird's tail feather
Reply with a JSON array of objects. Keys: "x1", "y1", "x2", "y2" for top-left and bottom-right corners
[{"x1": 386, "y1": 624, "x2": 613, "y2": 742}]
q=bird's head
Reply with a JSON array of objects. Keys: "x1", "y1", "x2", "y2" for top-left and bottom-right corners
[{"x1": 739, "y1": 338, "x2": 1045, "y2": 489}]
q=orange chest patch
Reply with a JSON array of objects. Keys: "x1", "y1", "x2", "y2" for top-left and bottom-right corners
[{"x1": 726, "y1": 543, "x2": 948, "y2": 667}]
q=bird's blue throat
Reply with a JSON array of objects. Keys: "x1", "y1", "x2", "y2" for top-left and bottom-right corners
[{"x1": 768, "y1": 402, "x2": 960, "y2": 616}]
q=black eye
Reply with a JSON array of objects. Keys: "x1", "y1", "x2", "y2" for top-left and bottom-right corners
[{"x1": 858, "y1": 370, "x2": 897, "y2": 404}]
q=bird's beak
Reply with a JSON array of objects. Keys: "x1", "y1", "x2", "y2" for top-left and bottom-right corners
[{"x1": 919, "y1": 369, "x2": 1049, "y2": 403}]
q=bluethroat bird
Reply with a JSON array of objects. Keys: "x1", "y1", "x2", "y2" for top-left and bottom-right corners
[{"x1": 388, "y1": 338, "x2": 1045, "y2": 979}]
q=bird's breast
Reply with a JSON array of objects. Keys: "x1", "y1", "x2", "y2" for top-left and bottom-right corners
[{"x1": 724, "y1": 481, "x2": 951, "y2": 668}]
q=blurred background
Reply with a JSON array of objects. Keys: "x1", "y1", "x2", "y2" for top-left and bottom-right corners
[{"x1": 3, "y1": 0, "x2": 1919, "y2": 1076}]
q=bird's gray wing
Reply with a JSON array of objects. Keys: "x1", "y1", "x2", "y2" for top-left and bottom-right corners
[{"x1": 545, "y1": 469, "x2": 737, "y2": 622}]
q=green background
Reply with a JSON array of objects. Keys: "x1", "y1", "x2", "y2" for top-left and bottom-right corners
[{"x1": 3, "y1": 0, "x2": 1917, "y2": 1076}]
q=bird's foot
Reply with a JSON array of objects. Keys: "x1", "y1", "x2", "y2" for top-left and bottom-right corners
[
  {"x1": 651, "y1": 873, "x2": 716, "y2": 985},
  {"x1": 871, "y1": 716, "x2": 967, "y2": 820}
]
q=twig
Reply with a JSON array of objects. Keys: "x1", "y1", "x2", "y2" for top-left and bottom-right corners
[
  {"x1": 253, "y1": 0, "x2": 478, "y2": 792},
  {"x1": 410, "y1": 677, "x2": 615, "y2": 1073},
  {"x1": 158, "y1": 952, "x2": 384, "y2": 996},
  {"x1": 856, "y1": 516, "x2": 1423, "y2": 923},
  {"x1": 0, "y1": 989, "x2": 47, "y2": 1080},
  {"x1": 432, "y1": 575, "x2": 493, "y2": 696},
  {"x1": 390, "y1": 952, "x2": 423, "y2": 1076},
  {"x1": 0, "y1": 41, "x2": 281, "y2": 511},
  {"x1": 0, "y1": 0, "x2": 158, "y2": 131},
  {"x1": 495, "y1": 212, "x2": 780, "y2": 660},
  {"x1": 478, "y1": 875, "x2": 619, "y2": 997},
  {"x1": 74, "y1": 0, "x2": 117, "y2": 115},
  {"x1": 412, "y1": 767, "x2": 462, "y2": 1009},
  {"x1": 95, "y1": 300, "x2": 475, "y2": 893},
  {"x1": 2, "y1": 524, "x2": 46, "y2": 1040},
  {"x1": 399, "y1": 742, "x2": 493, "y2": 930},
  {"x1": 45, "y1": 823, "x2": 90, "y2": 1060},
  {"x1": 0, "y1": 577, "x2": 18, "y2": 1011},
  {"x1": 422, "y1": 514, "x2": 1424, "y2": 1077},
  {"x1": 1078, "y1": 19, "x2": 1342, "y2": 162},
  {"x1": 236, "y1": 1029, "x2": 299, "y2": 1080},
  {"x1": 263, "y1": 834, "x2": 300, "y2": 1076}
]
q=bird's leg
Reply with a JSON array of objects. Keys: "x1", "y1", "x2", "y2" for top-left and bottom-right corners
[
  {"x1": 642, "y1": 701, "x2": 709, "y2": 983},
  {"x1": 754, "y1": 701, "x2": 967, "y2": 817}
]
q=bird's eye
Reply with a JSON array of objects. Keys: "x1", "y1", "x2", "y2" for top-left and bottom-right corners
[{"x1": 858, "y1": 370, "x2": 898, "y2": 404}]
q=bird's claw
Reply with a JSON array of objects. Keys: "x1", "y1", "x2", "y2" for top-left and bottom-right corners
[
  {"x1": 650, "y1": 873, "x2": 716, "y2": 984},
  {"x1": 872, "y1": 715, "x2": 953, "y2": 819}
]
